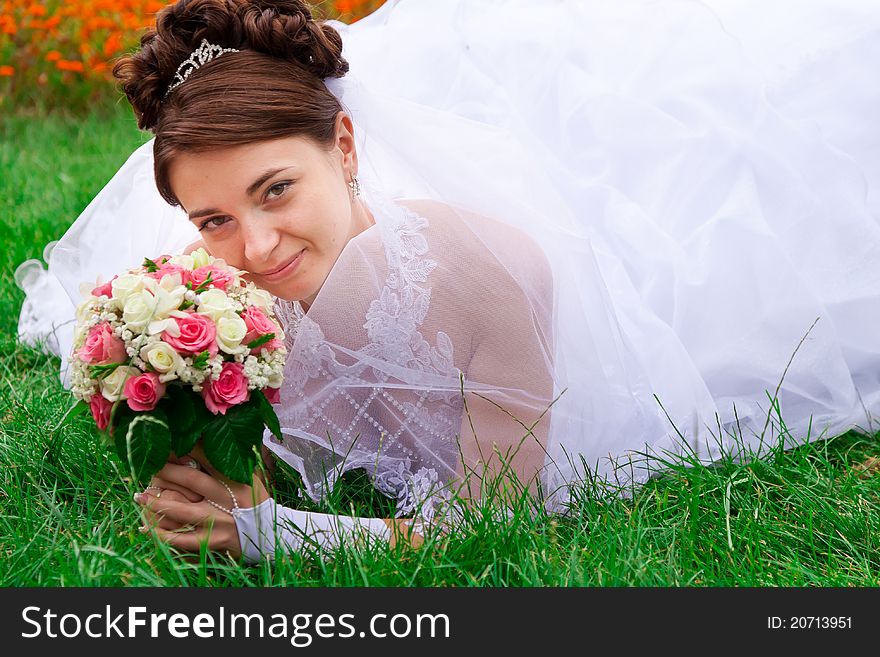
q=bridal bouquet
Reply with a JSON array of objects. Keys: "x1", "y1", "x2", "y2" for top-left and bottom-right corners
[{"x1": 69, "y1": 249, "x2": 285, "y2": 485}]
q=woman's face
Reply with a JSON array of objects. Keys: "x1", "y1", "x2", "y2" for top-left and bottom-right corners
[{"x1": 168, "y1": 113, "x2": 373, "y2": 307}]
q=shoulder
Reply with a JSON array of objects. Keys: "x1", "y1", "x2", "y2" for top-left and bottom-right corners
[
  {"x1": 393, "y1": 198, "x2": 552, "y2": 290},
  {"x1": 395, "y1": 199, "x2": 550, "y2": 274}
]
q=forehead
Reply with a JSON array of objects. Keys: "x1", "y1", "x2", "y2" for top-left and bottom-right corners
[{"x1": 169, "y1": 137, "x2": 323, "y2": 180}]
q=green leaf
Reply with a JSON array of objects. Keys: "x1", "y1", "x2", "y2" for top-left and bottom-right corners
[
  {"x1": 90, "y1": 362, "x2": 124, "y2": 378},
  {"x1": 191, "y1": 350, "x2": 210, "y2": 369},
  {"x1": 113, "y1": 408, "x2": 171, "y2": 486},
  {"x1": 246, "y1": 332, "x2": 275, "y2": 350},
  {"x1": 193, "y1": 272, "x2": 214, "y2": 294},
  {"x1": 178, "y1": 300, "x2": 194, "y2": 311},
  {"x1": 201, "y1": 401, "x2": 264, "y2": 483},
  {"x1": 252, "y1": 388, "x2": 282, "y2": 439},
  {"x1": 162, "y1": 384, "x2": 213, "y2": 457},
  {"x1": 142, "y1": 257, "x2": 159, "y2": 273}
]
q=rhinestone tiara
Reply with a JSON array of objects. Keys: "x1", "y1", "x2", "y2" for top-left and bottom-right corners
[{"x1": 164, "y1": 38, "x2": 240, "y2": 98}]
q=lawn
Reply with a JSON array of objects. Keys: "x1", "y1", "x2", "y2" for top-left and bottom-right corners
[{"x1": 2, "y1": 105, "x2": 879, "y2": 586}]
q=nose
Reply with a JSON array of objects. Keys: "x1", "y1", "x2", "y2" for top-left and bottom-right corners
[{"x1": 240, "y1": 213, "x2": 282, "y2": 268}]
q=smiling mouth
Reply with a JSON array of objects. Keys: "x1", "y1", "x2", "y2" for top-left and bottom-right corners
[{"x1": 258, "y1": 249, "x2": 305, "y2": 276}]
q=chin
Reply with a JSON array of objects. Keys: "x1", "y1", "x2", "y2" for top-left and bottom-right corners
[{"x1": 260, "y1": 279, "x2": 311, "y2": 303}]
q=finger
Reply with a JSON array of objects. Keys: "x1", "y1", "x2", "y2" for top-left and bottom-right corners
[
  {"x1": 154, "y1": 524, "x2": 237, "y2": 560},
  {"x1": 138, "y1": 489, "x2": 192, "y2": 530},
  {"x1": 153, "y1": 527, "x2": 209, "y2": 553},
  {"x1": 148, "y1": 476, "x2": 204, "y2": 503},
  {"x1": 140, "y1": 513, "x2": 185, "y2": 532},
  {"x1": 139, "y1": 488, "x2": 192, "y2": 506},
  {"x1": 185, "y1": 443, "x2": 224, "y2": 480},
  {"x1": 153, "y1": 462, "x2": 230, "y2": 501},
  {"x1": 173, "y1": 455, "x2": 202, "y2": 471},
  {"x1": 135, "y1": 492, "x2": 215, "y2": 527}
]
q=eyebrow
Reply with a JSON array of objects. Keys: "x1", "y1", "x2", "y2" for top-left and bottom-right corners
[{"x1": 187, "y1": 166, "x2": 293, "y2": 221}]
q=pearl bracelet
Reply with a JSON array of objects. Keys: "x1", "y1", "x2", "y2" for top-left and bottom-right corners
[{"x1": 204, "y1": 479, "x2": 242, "y2": 519}]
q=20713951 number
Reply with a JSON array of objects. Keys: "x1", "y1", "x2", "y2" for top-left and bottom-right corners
[{"x1": 767, "y1": 616, "x2": 852, "y2": 630}]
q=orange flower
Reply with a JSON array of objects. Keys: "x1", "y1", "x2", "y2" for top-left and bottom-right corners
[
  {"x1": 45, "y1": 50, "x2": 62, "y2": 62},
  {"x1": 56, "y1": 60, "x2": 85, "y2": 73},
  {"x1": 103, "y1": 32, "x2": 122, "y2": 58},
  {"x1": 0, "y1": 65, "x2": 14, "y2": 76},
  {"x1": 26, "y1": 3, "x2": 47, "y2": 17}
]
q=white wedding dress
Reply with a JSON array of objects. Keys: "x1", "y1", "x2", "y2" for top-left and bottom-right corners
[{"x1": 16, "y1": 0, "x2": 880, "y2": 528}]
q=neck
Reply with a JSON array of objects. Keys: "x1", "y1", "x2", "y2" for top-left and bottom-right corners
[{"x1": 300, "y1": 199, "x2": 375, "y2": 314}]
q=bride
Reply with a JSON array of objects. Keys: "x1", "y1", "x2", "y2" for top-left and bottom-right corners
[{"x1": 15, "y1": 0, "x2": 880, "y2": 563}]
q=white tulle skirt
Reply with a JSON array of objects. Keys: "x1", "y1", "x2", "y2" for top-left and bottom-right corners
[{"x1": 17, "y1": 0, "x2": 880, "y2": 507}]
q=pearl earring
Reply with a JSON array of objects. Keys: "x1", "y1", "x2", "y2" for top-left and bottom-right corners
[{"x1": 348, "y1": 174, "x2": 361, "y2": 199}]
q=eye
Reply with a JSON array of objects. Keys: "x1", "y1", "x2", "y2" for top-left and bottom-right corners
[
  {"x1": 266, "y1": 181, "x2": 291, "y2": 200},
  {"x1": 198, "y1": 216, "x2": 230, "y2": 232}
]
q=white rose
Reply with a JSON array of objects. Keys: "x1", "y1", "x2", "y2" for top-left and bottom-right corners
[
  {"x1": 216, "y1": 315, "x2": 248, "y2": 354},
  {"x1": 169, "y1": 253, "x2": 195, "y2": 269},
  {"x1": 158, "y1": 271, "x2": 184, "y2": 289},
  {"x1": 247, "y1": 288, "x2": 275, "y2": 311},
  {"x1": 100, "y1": 366, "x2": 138, "y2": 402},
  {"x1": 122, "y1": 290, "x2": 157, "y2": 332},
  {"x1": 197, "y1": 288, "x2": 235, "y2": 322},
  {"x1": 111, "y1": 273, "x2": 145, "y2": 306},
  {"x1": 150, "y1": 281, "x2": 186, "y2": 319},
  {"x1": 140, "y1": 341, "x2": 184, "y2": 374},
  {"x1": 191, "y1": 247, "x2": 211, "y2": 269},
  {"x1": 73, "y1": 297, "x2": 97, "y2": 347}
]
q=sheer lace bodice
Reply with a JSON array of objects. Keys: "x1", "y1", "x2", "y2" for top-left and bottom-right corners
[{"x1": 267, "y1": 193, "x2": 556, "y2": 524}]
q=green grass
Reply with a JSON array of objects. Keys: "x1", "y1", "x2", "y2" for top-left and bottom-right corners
[{"x1": 2, "y1": 105, "x2": 880, "y2": 587}]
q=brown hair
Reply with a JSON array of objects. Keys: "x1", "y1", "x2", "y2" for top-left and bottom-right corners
[{"x1": 112, "y1": 0, "x2": 349, "y2": 207}]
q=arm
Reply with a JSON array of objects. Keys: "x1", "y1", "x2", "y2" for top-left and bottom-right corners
[
  {"x1": 137, "y1": 452, "x2": 424, "y2": 564},
  {"x1": 455, "y1": 329, "x2": 555, "y2": 504},
  {"x1": 234, "y1": 498, "x2": 423, "y2": 564},
  {"x1": 454, "y1": 255, "x2": 555, "y2": 504}
]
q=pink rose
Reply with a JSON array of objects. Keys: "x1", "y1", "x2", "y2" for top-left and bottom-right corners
[
  {"x1": 242, "y1": 306, "x2": 282, "y2": 353},
  {"x1": 89, "y1": 394, "x2": 112, "y2": 430},
  {"x1": 264, "y1": 386, "x2": 281, "y2": 405},
  {"x1": 190, "y1": 265, "x2": 235, "y2": 292},
  {"x1": 162, "y1": 312, "x2": 218, "y2": 356},
  {"x1": 251, "y1": 337, "x2": 284, "y2": 355},
  {"x1": 148, "y1": 262, "x2": 190, "y2": 286},
  {"x1": 124, "y1": 371, "x2": 166, "y2": 412},
  {"x1": 202, "y1": 362, "x2": 250, "y2": 415},
  {"x1": 78, "y1": 322, "x2": 127, "y2": 365},
  {"x1": 91, "y1": 275, "x2": 117, "y2": 298}
]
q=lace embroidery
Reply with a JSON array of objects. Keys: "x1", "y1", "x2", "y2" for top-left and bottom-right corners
[{"x1": 272, "y1": 200, "x2": 464, "y2": 520}]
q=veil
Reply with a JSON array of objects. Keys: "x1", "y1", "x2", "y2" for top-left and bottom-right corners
[{"x1": 16, "y1": 0, "x2": 880, "y2": 520}]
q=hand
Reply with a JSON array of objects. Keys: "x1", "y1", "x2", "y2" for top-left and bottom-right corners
[{"x1": 135, "y1": 443, "x2": 270, "y2": 560}]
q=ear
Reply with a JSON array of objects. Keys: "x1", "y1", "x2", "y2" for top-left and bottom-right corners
[{"x1": 333, "y1": 111, "x2": 358, "y2": 180}]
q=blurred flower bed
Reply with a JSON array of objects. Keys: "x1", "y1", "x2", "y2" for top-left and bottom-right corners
[{"x1": 0, "y1": 0, "x2": 384, "y2": 113}]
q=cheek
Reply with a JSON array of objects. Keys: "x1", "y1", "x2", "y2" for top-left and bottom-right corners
[{"x1": 203, "y1": 236, "x2": 242, "y2": 267}]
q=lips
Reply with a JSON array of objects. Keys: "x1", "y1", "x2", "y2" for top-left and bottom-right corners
[{"x1": 258, "y1": 249, "x2": 305, "y2": 279}]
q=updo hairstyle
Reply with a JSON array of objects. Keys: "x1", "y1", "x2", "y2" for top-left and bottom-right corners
[{"x1": 112, "y1": 0, "x2": 350, "y2": 207}]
